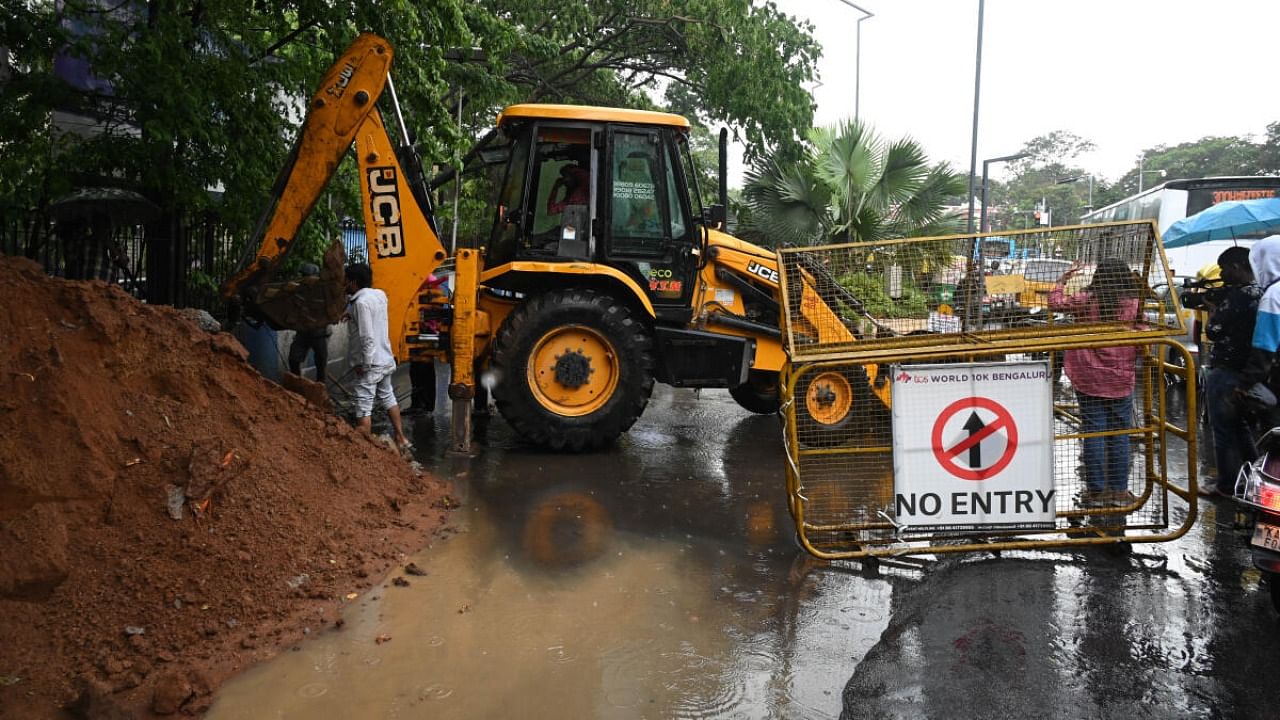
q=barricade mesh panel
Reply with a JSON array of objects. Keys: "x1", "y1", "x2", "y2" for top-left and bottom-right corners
[
  {"x1": 783, "y1": 342, "x2": 1194, "y2": 558},
  {"x1": 777, "y1": 221, "x2": 1181, "y2": 361},
  {"x1": 776, "y1": 222, "x2": 1195, "y2": 558}
]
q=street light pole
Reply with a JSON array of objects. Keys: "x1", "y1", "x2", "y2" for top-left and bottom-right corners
[
  {"x1": 965, "y1": 0, "x2": 985, "y2": 236},
  {"x1": 962, "y1": 0, "x2": 986, "y2": 333},
  {"x1": 836, "y1": 1, "x2": 874, "y2": 122},
  {"x1": 1055, "y1": 174, "x2": 1095, "y2": 219},
  {"x1": 1137, "y1": 153, "x2": 1166, "y2": 193},
  {"x1": 980, "y1": 152, "x2": 1030, "y2": 233}
]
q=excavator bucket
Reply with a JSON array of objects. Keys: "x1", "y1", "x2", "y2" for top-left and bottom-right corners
[{"x1": 248, "y1": 240, "x2": 348, "y2": 330}]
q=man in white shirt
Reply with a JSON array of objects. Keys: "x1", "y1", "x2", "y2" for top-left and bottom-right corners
[{"x1": 344, "y1": 263, "x2": 409, "y2": 449}]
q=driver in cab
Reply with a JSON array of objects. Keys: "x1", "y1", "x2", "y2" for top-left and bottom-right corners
[{"x1": 547, "y1": 148, "x2": 590, "y2": 216}]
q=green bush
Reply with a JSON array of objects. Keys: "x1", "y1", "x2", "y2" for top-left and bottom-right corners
[{"x1": 835, "y1": 271, "x2": 929, "y2": 319}]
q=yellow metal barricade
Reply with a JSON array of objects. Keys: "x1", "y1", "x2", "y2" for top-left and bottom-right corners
[{"x1": 776, "y1": 222, "x2": 1198, "y2": 558}]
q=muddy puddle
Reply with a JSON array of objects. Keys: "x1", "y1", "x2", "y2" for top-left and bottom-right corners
[{"x1": 207, "y1": 386, "x2": 889, "y2": 719}]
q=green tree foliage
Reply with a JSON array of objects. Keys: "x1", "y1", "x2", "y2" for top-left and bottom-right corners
[
  {"x1": 986, "y1": 131, "x2": 1099, "y2": 229},
  {"x1": 833, "y1": 270, "x2": 928, "y2": 318},
  {"x1": 1111, "y1": 135, "x2": 1269, "y2": 197},
  {"x1": 1260, "y1": 122, "x2": 1280, "y2": 175},
  {"x1": 476, "y1": 0, "x2": 819, "y2": 161},
  {"x1": 0, "y1": 0, "x2": 472, "y2": 266},
  {"x1": 1, "y1": 1, "x2": 819, "y2": 264},
  {"x1": 740, "y1": 120, "x2": 965, "y2": 313},
  {"x1": 741, "y1": 119, "x2": 967, "y2": 247},
  {"x1": 987, "y1": 124, "x2": 1280, "y2": 228}
]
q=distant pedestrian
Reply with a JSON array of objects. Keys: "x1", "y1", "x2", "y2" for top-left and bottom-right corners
[
  {"x1": 1201, "y1": 247, "x2": 1261, "y2": 497},
  {"x1": 344, "y1": 263, "x2": 409, "y2": 449},
  {"x1": 1050, "y1": 258, "x2": 1142, "y2": 508},
  {"x1": 286, "y1": 263, "x2": 331, "y2": 383}
]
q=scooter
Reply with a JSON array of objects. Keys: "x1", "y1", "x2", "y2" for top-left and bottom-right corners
[{"x1": 1233, "y1": 426, "x2": 1280, "y2": 613}]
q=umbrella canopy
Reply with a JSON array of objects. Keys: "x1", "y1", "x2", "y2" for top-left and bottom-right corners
[{"x1": 1163, "y1": 197, "x2": 1280, "y2": 248}]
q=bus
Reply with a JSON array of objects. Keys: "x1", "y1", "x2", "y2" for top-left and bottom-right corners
[
  {"x1": 1082, "y1": 176, "x2": 1280, "y2": 277},
  {"x1": 1082, "y1": 176, "x2": 1280, "y2": 231}
]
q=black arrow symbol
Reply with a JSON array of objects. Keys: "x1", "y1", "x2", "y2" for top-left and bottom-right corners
[{"x1": 963, "y1": 412, "x2": 986, "y2": 468}]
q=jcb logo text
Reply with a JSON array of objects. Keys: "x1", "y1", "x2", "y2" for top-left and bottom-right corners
[
  {"x1": 368, "y1": 167, "x2": 405, "y2": 258},
  {"x1": 746, "y1": 261, "x2": 779, "y2": 285},
  {"x1": 326, "y1": 63, "x2": 355, "y2": 99}
]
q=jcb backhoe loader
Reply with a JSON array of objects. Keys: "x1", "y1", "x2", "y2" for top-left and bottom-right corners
[{"x1": 222, "y1": 32, "x2": 880, "y2": 451}]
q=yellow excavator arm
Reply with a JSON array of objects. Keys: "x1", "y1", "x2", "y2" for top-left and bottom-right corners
[
  {"x1": 219, "y1": 32, "x2": 449, "y2": 362},
  {"x1": 352, "y1": 104, "x2": 450, "y2": 361}
]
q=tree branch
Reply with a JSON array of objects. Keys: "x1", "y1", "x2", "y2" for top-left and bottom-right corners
[{"x1": 255, "y1": 19, "x2": 320, "y2": 64}]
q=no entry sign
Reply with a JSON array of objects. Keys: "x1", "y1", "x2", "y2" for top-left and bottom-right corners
[
  {"x1": 931, "y1": 396, "x2": 1018, "y2": 481},
  {"x1": 892, "y1": 361, "x2": 1054, "y2": 531}
]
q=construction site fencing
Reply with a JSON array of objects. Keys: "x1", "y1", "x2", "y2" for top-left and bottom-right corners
[
  {"x1": 774, "y1": 221, "x2": 1196, "y2": 559},
  {"x1": 777, "y1": 221, "x2": 1182, "y2": 364},
  {"x1": 0, "y1": 209, "x2": 241, "y2": 314}
]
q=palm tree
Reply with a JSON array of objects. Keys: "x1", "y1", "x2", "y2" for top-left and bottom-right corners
[
  {"x1": 742, "y1": 119, "x2": 965, "y2": 246},
  {"x1": 741, "y1": 119, "x2": 968, "y2": 318}
]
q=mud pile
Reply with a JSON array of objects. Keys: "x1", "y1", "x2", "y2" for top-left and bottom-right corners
[{"x1": 0, "y1": 256, "x2": 452, "y2": 718}]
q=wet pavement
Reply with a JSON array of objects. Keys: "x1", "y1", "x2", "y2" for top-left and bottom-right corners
[{"x1": 207, "y1": 380, "x2": 1279, "y2": 720}]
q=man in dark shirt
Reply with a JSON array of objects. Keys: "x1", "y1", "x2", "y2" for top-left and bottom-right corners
[
  {"x1": 1203, "y1": 246, "x2": 1262, "y2": 496},
  {"x1": 286, "y1": 263, "x2": 332, "y2": 383}
]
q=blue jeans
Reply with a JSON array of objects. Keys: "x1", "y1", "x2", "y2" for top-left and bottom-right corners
[
  {"x1": 1206, "y1": 367, "x2": 1257, "y2": 492},
  {"x1": 1078, "y1": 392, "x2": 1133, "y2": 492}
]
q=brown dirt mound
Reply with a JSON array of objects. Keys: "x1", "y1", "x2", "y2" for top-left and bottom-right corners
[{"x1": 0, "y1": 256, "x2": 453, "y2": 718}]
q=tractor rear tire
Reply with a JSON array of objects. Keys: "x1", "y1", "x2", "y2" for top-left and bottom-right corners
[
  {"x1": 491, "y1": 288, "x2": 654, "y2": 451},
  {"x1": 729, "y1": 370, "x2": 780, "y2": 415}
]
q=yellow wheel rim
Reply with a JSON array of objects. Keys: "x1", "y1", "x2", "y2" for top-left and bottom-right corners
[
  {"x1": 527, "y1": 324, "x2": 620, "y2": 417},
  {"x1": 805, "y1": 370, "x2": 853, "y2": 426}
]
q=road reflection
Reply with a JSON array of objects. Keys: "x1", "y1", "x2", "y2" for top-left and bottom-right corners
[
  {"x1": 206, "y1": 382, "x2": 1277, "y2": 720},
  {"x1": 209, "y1": 387, "x2": 893, "y2": 719}
]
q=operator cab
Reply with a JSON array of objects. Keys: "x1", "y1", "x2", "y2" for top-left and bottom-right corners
[{"x1": 482, "y1": 104, "x2": 707, "y2": 314}]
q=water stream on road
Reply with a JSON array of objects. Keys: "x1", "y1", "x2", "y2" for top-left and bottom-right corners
[{"x1": 207, "y1": 386, "x2": 892, "y2": 719}]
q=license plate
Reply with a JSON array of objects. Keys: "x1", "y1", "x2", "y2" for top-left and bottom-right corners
[{"x1": 1251, "y1": 521, "x2": 1280, "y2": 551}]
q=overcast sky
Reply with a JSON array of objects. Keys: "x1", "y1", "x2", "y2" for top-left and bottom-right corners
[{"x1": 736, "y1": 0, "x2": 1280, "y2": 187}]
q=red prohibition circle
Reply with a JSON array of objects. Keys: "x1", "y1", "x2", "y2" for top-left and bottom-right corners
[{"x1": 930, "y1": 396, "x2": 1018, "y2": 481}]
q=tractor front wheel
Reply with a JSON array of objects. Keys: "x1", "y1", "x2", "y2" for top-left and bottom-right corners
[{"x1": 795, "y1": 366, "x2": 878, "y2": 447}]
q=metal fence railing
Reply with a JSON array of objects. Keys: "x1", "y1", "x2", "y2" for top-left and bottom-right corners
[
  {"x1": 1, "y1": 210, "x2": 252, "y2": 317},
  {"x1": 774, "y1": 221, "x2": 1196, "y2": 559},
  {"x1": 781, "y1": 340, "x2": 1198, "y2": 559},
  {"x1": 3, "y1": 210, "x2": 379, "y2": 319},
  {"x1": 777, "y1": 221, "x2": 1184, "y2": 364}
]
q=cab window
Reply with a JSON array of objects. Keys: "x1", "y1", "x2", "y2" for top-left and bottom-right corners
[
  {"x1": 525, "y1": 127, "x2": 593, "y2": 257},
  {"x1": 610, "y1": 131, "x2": 668, "y2": 255},
  {"x1": 487, "y1": 128, "x2": 531, "y2": 265},
  {"x1": 665, "y1": 140, "x2": 688, "y2": 240},
  {"x1": 676, "y1": 134, "x2": 706, "y2": 220}
]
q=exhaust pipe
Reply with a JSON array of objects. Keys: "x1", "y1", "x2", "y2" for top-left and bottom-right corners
[{"x1": 718, "y1": 127, "x2": 728, "y2": 210}]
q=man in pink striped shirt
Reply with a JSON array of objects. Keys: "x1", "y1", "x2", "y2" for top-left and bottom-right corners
[{"x1": 1049, "y1": 258, "x2": 1142, "y2": 507}]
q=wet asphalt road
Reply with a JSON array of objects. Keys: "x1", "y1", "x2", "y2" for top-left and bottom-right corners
[{"x1": 252, "y1": 373, "x2": 1280, "y2": 719}]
